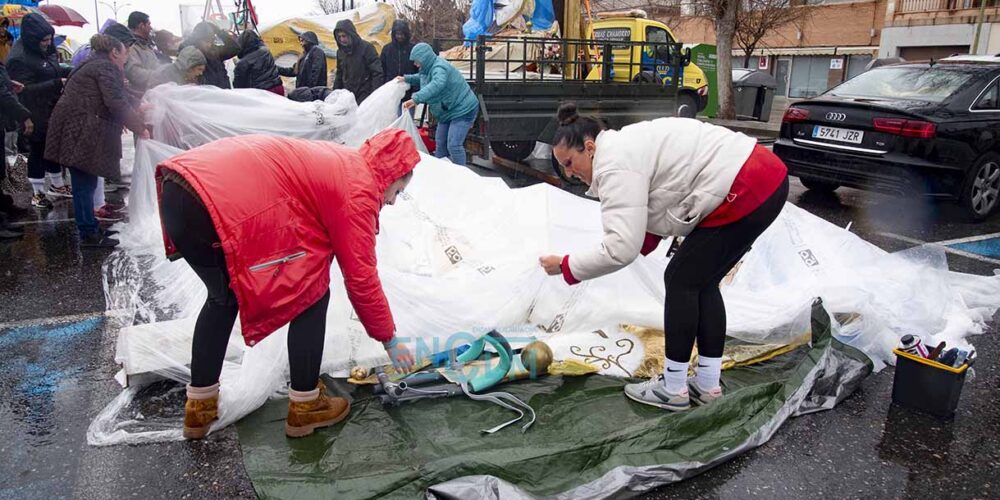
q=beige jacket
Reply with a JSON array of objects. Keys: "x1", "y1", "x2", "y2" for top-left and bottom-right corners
[
  {"x1": 567, "y1": 118, "x2": 757, "y2": 282},
  {"x1": 125, "y1": 37, "x2": 163, "y2": 92}
]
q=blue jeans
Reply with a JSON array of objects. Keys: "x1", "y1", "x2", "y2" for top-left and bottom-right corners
[
  {"x1": 69, "y1": 167, "x2": 98, "y2": 238},
  {"x1": 434, "y1": 107, "x2": 478, "y2": 166}
]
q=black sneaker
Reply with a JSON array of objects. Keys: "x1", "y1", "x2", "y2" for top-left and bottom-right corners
[{"x1": 80, "y1": 234, "x2": 119, "y2": 248}]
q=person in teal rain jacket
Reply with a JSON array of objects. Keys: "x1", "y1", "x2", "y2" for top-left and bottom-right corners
[{"x1": 399, "y1": 43, "x2": 478, "y2": 166}]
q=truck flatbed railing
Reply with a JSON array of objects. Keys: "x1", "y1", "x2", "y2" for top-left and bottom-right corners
[{"x1": 433, "y1": 35, "x2": 684, "y2": 88}]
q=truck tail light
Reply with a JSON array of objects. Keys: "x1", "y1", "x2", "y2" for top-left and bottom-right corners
[
  {"x1": 782, "y1": 107, "x2": 810, "y2": 124},
  {"x1": 873, "y1": 118, "x2": 937, "y2": 139}
]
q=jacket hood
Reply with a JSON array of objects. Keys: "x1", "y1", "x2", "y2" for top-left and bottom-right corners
[
  {"x1": 410, "y1": 43, "x2": 436, "y2": 74},
  {"x1": 103, "y1": 22, "x2": 136, "y2": 47},
  {"x1": 333, "y1": 20, "x2": 361, "y2": 52},
  {"x1": 298, "y1": 30, "x2": 319, "y2": 48},
  {"x1": 238, "y1": 30, "x2": 263, "y2": 58},
  {"x1": 359, "y1": 128, "x2": 420, "y2": 192},
  {"x1": 20, "y1": 13, "x2": 53, "y2": 55},
  {"x1": 175, "y1": 45, "x2": 207, "y2": 72},
  {"x1": 390, "y1": 20, "x2": 411, "y2": 45},
  {"x1": 190, "y1": 22, "x2": 216, "y2": 44}
]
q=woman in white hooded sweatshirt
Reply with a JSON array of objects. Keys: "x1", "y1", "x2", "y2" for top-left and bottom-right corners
[{"x1": 539, "y1": 103, "x2": 789, "y2": 411}]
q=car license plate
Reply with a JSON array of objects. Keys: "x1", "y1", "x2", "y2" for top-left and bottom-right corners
[{"x1": 813, "y1": 125, "x2": 864, "y2": 144}]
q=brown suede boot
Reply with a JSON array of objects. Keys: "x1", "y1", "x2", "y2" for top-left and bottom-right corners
[
  {"x1": 183, "y1": 383, "x2": 219, "y2": 440},
  {"x1": 285, "y1": 381, "x2": 351, "y2": 438}
]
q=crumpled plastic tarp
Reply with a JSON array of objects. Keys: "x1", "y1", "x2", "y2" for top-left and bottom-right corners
[{"x1": 89, "y1": 81, "x2": 1000, "y2": 447}]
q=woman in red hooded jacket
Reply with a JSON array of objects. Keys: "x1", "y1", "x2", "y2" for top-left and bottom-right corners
[{"x1": 157, "y1": 128, "x2": 420, "y2": 439}]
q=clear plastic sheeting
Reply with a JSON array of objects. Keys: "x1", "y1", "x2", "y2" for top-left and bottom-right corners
[
  {"x1": 93, "y1": 81, "x2": 1000, "y2": 446},
  {"x1": 143, "y1": 82, "x2": 409, "y2": 149}
]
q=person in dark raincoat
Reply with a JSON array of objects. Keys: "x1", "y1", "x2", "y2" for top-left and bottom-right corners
[
  {"x1": 183, "y1": 22, "x2": 239, "y2": 89},
  {"x1": 333, "y1": 19, "x2": 383, "y2": 104},
  {"x1": 7, "y1": 13, "x2": 71, "y2": 209},
  {"x1": 277, "y1": 31, "x2": 327, "y2": 89},
  {"x1": 380, "y1": 19, "x2": 417, "y2": 108},
  {"x1": 234, "y1": 30, "x2": 284, "y2": 95}
]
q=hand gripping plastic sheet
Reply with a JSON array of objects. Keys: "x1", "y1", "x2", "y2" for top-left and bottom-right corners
[{"x1": 91, "y1": 82, "x2": 1000, "y2": 446}]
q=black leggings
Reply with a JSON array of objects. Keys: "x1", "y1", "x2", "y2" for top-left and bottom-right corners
[
  {"x1": 663, "y1": 177, "x2": 789, "y2": 363},
  {"x1": 160, "y1": 180, "x2": 329, "y2": 391},
  {"x1": 27, "y1": 137, "x2": 61, "y2": 179}
]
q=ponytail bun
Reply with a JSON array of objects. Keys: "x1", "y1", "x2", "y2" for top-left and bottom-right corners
[
  {"x1": 552, "y1": 102, "x2": 606, "y2": 151},
  {"x1": 557, "y1": 103, "x2": 579, "y2": 126}
]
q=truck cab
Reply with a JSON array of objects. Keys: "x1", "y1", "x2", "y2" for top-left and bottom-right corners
[{"x1": 585, "y1": 15, "x2": 709, "y2": 118}]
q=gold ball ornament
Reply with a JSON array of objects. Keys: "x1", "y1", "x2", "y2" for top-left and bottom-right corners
[
  {"x1": 521, "y1": 341, "x2": 554, "y2": 376},
  {"x1": 350, "y1": 366, "x2": 369, "y2": 380}
]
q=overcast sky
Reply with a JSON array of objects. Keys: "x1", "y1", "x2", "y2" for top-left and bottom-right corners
[{"x1": 41, "y1": 0, "x2": 321, "y2": 42}]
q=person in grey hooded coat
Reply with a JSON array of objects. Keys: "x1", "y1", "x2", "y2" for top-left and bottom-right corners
[{"x1": 149, "y1": 46, "x2": 207, "y2": 88}]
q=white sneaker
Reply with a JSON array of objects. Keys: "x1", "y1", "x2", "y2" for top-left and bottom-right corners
[
  {"x1": 624, "y1": 375, "x2": 691, "y2": 411},
  {"x1": 46, "y1": 185, "x2": 72, "y2": 198},
  {"x1": 687, "y1": 378, "x2": 723, "y2": 405}
]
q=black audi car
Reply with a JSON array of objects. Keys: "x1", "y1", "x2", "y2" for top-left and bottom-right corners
[{"x1": 773, "y1": 56, "x2": 1000, "y2": 221}]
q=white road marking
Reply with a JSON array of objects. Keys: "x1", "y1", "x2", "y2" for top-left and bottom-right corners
[
  {"x1": 932, "y1": 231, "x2": 1000, "y2": 246},
  {"x1": 878, "y1": 232, "x2": 1000, "y2": 266}
]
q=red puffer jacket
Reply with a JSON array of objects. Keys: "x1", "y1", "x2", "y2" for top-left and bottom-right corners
[{"x1": 156, "y1": 130, "x2": 420, "y2": 346}]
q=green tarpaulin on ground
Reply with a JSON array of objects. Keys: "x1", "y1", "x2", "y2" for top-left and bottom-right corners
[{"x1": 237, "y1": 302, "x2": 871, "y2": 499}]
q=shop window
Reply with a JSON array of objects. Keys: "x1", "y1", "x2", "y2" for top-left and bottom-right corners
[
  {"x1": 788, "y1": 56, "x2": 832, "y2": 98},
  {"x1": 846, "y1": 54, "x2": 873, "y2": 81}
]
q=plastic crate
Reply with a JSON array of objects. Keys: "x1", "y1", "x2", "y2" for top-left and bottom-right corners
[{"x1": 891, "y1": 348, "x2": 969, "y2": 418}]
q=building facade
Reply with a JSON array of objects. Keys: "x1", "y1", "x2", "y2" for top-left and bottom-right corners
[
  {"x1": 642, "y1": 0, "x2": 888, "y2": 98},
  {"x1": 880, "y1": 0, "x2": 1000, "y2": 59}
]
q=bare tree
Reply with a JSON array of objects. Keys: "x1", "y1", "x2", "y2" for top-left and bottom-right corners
[
  {"x1": 314, "y1": 0, "x2": 380, "y2": 15},
  {"x1": 701, "y1": 0, "x2": 740, "y2": 120},
  {"x1": 393, "y1": 0, "x2": 470, "y2": 44},
  {"x1": 314, "y1": 0, "x2": 342, "y2": 14},
  {"x1": 734, "y1": 0, "x2": 810, "y2": 68}
]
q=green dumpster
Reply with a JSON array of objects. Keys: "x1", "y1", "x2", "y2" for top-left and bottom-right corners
[{"x1": 689, "y1": 44, "x2": 718, "y2": 118}]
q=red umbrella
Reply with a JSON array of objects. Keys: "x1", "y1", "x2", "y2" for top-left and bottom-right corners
[{"x1": 38, "y1": 5, "x2": 88, "y2": 27}]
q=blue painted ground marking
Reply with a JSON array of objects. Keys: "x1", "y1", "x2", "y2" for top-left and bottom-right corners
[
  {"x1": 0, "y1": 317, "x2": 102, "y2": 398},
  {"x1": 947, "y1": 236, "x2": 1000, "y2": 259}
]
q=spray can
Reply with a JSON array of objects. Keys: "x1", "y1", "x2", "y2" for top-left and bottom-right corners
[
  {"x1": 952, "y1": 349, "x2": 970, "y2": 368},
  {"x1": 899, "y1": 334, "x2": 929, "y2": 358}
]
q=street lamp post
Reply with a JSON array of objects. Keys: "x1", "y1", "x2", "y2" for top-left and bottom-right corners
[{"x1": 99, "y1": 0, "x2": 132, "y2": 21}]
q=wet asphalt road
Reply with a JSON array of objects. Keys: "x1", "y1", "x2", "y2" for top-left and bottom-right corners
[{"x1": 1, "y1": 167, "x2": 999, "y2": 499}]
